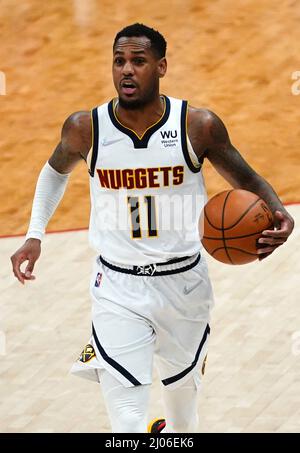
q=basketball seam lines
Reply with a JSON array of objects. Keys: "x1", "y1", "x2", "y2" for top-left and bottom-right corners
[
  {"x1": 204, "y1": 196, "x2": 261, "y2": 231},
  {"x1": 211, "y1": 246, "x2": 258, "y2": 257},
  {"x1": 222, "y1": 190, "x2": 233, "y2": 264},
  {"x1": 203, "y1": 191, "x2": 271, "y2": 264},
  {"x1": 203, "y1": 229, "x2": 270, "y2": 240}
]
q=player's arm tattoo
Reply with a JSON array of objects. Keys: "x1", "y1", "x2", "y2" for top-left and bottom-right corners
[
  {"x1": 49, "y1": 111, "x2": 91, "y2": 174},
  {"x1": 204, "y1": 111, "x2": 256, "y2": 186},
  {"x1": 202, "y1": 111, "x2": 290, "y2": 216},
  {"x1": 48, "y1": 142, "x2": 78, "y2": 174}
]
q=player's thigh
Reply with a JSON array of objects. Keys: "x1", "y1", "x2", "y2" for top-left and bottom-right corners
[
  {"x1": 153, "y1": 258, "x2": 212, "y2": 388},
  {"x1": 90, "y1": 261, "x2": 156, "y2": 385}
]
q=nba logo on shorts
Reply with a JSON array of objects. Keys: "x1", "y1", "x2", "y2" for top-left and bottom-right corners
[{"x1": 95, "y1": 272, "x2": 102, "y2": 287}]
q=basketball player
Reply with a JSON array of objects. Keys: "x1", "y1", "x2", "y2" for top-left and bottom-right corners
[{"x1": 10, "y1": 24, "x2": 294, "y2": 433}]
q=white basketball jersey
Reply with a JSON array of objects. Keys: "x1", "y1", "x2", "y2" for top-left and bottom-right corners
[{"x1": 87, "y1": 95, "x2": 207, "y2": 265}]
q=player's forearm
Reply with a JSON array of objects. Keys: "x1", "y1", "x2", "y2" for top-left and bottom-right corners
[
  {"x1": 25, "y1": 162, "x2": 70, "y2": 241},
  {"x1": 244, "y1": 174, "x2": 289, "y2": 217},
  {"x1": 207, "y1": 143, "x2": 290, "y2": 218}
]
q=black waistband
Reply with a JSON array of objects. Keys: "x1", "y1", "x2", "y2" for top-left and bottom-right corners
[{"x1": 99, "y1": 253, "x2": 201, "y2": 277}]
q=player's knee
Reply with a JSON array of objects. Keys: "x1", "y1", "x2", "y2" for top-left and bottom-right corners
[
  {"x1": 99, "y1": 371, "x2": 150, "y2": 433},
  {"x1": 169, "y1": 413, "x2": 198, "y2": 433},
  {"x1": 166, "y1": 399, "x2": 199, "y2": 433},
  {"x1": 113, "y1": 405, "x2": 147, "y2": 433}
]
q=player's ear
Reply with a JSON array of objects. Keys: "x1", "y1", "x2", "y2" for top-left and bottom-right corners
[{"x1": 158, "y1": 57, "x2": 167, "y2": 78}]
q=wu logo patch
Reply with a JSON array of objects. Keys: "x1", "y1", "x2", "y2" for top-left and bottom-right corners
[
  {"x1": 95, "y1": 272, "x2": 102, "y2": 287},
  {"x1": 160, "y1": 130, "x2": 178, "y2": 139},
  {"x1": 160, "y1": 130, "x2": 179, "y2": 148},
  {"x1": 79, "y1": 344, "x2": 96, "y2": 363}
]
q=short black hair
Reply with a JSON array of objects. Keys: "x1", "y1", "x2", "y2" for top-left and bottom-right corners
[{"x1": 113, "y1": 23, "x2": 167, "y2": 59}]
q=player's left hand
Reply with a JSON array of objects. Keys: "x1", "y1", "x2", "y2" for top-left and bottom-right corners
[{"x1": 257, "y1": 210, "x2": 294, "y2": 260}]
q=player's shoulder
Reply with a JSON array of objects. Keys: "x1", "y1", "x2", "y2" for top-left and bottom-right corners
[
  {"x1": 62, "y1": 99, "x2": 111, "y2": 132},
  {"x1": 61, "y1": 111, "x2": 92, "y2": 157},
  {"x1": 187, "y1": 105, "x2": 227, "y2": 138},
  {"x1": 188, "y1": 105, "x2": 219, "y2": 125},
  {"x1": 63, "y1": 110, "x2": 91, "y2": 134}
]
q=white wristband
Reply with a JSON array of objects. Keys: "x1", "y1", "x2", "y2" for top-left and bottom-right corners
[{"x1": 25, "y1": 162, "x2": 70, "y2": 241}]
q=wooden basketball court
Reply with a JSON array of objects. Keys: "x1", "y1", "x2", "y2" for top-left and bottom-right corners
[
  {"x1": 1, "y1": 204, "x2": 299, "y2": 433},
  {"x1": 1, "y1": 0, "x2": 300, "y2": 433}
]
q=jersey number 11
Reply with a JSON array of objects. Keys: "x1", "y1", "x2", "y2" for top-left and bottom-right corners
[{"x1": 127, "y1": 196, "x2": 158, "y2": 239}]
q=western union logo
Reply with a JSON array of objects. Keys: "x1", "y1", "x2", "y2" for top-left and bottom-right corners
[{"x1": 160, "y1": 130, "x2": 177, "y2": 139}]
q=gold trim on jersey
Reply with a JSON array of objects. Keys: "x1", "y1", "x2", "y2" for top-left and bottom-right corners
[
  {"x1": 144, "y1": 195, "x2": 158, "y2": 238},
  {"x1": 112, "y1": 97, "x2": 166, "y2": 140},
  {"x1": 201, "y1": 354, "x2": 208, "y2": 375},
  {"x1": 86, "y1": 110, "x2": 94, "y2": 173},
  {"x1": 186, "y1": 103, "x2": 202, "y2": 170},
  {"x1": 127, "y1": 196, "x2": 142, "y2": 239}
]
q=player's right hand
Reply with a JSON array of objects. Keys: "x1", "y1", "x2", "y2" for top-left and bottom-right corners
[{"x1": 10, "y1": 238, "x2": 41, "y2": 285}]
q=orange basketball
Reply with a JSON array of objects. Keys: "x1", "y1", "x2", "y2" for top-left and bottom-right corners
[{"x1": 199, "y1": 189, "x2": 274, "y2": 265}]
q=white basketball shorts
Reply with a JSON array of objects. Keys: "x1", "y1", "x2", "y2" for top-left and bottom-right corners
[{"x1": 70, "y1": 252, "x2": 214, "y2": 390}]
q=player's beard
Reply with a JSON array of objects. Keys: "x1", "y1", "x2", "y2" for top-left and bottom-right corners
[{"x1": 118, "y1": 83, "x2": 157, "y2": 110}]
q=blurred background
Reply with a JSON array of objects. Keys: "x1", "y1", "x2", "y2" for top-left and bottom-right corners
[{"x1": 1, "y1": 0, "x2": 299, "y2": 236}]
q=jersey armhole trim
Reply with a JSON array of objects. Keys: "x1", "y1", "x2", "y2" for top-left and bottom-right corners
[
  {"x1": 89, "y1": 108, "x2": 99, "y2": 177},
  {"x1": 181, "y1": 101, "x2": 202, "y2": 173}
]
